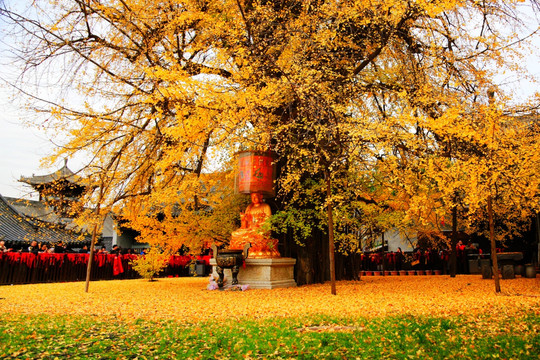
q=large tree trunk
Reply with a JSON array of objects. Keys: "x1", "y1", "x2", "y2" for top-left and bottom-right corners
[
  {"x1": 295, "y1": 246, "x2": 315, "y2": 285},
  {"x1": 288, "y1": 230, "x2": 367, "y2": 285},
  {"x1": 335, "y1": 253, "x2": 362, "y2": 280},
  {"x1": 285, "y1": 228, "x2": 328, "y2": 286}
]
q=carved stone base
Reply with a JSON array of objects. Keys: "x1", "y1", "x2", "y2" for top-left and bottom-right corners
[{"x1": 210, "y1": 258, "x2": 297, "y2": 289}]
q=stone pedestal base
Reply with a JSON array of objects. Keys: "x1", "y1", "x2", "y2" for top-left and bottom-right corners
[{"x1": 210, "y1": 258, "x2": 296, "y2": 289}]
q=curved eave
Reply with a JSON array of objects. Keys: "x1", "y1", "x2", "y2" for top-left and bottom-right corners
[{"x1": 19, "y1": 165, "x2": 86, "y2": 187}]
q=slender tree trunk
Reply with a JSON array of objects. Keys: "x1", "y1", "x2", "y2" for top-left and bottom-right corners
[
  {"x1": 358, "y1": 236, "x2": 362, "y2": 281},
  {"x1": 536, "y1": 213, "x2": 540, "y2": 266},
  {"x1": 382, "y1": 232, "x2": 386, "y2": 275},
  {"x1": 325, "y1": 169, "x2": 336, "y2": 295},
  {"x1": 85, "y1": 199, "x2": 102, "y2": 293},
  {"x1": 486, "y1": 89, "x2": 500, "y2": 292},
  {"x1": 85, "y1": 222, "x2": 98, "y2": 293},
  {"x1": 450, "y1": 205, "x2": 458, "y2": 277},
  {"x1": 488, "y1": 195, "x2": 501, "y2": 292}
]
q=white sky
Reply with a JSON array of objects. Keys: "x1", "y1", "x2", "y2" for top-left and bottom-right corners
[
  {"x1": 0, "y1": 52, "x2": 56, "y2": 199},
  {"x1": 0, "y1": 1, "x2": 539, "y2": 200},
  {"x1": 0, "y1": 1, "x2": 43, "y2": 199},
  {"x1": 0, "y1": 90, "x2": 53, "y2": 199}
]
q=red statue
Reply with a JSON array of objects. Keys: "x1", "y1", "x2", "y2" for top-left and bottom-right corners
[{"x1": 229, "y1": 192, "x2": 280, "y2": 258}]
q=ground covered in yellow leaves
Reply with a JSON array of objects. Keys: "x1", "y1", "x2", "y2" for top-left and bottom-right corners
[
  {"x1": 1, "y1": 276, "x2": 539, "y2": 359},
  {"x1": 2, "y1": 276, "x2": 539, "y2": 322}
]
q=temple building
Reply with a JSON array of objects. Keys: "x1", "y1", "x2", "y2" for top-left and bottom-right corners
[
  {"x1": 19, "y1": 159, "x2": 86, "y2": 219},
  {"x1": 1, "y1": 160, "x2": 140, "y2": 251}
]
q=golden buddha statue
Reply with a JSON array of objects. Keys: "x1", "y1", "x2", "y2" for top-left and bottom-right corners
[{"x1": 229, "y1": 192, "x2": 280, "y2": 258}]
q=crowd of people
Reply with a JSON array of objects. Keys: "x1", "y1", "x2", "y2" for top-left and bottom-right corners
[
  {"x1": 1, "y1": 238, "x2": 489, "y2": 274},
  {"x1": 0, "y1": 240, "x2": 86, "y2": 254},
  {"x1": 360, "y1": 241, "x2": 487, "y2": 274},
  {"x1": 0, "y1": 240, "x2": 144, "y2": 256}
]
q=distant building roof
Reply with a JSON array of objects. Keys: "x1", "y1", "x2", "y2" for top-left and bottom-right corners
[
  {"x1": 6, "y1": 197, "x2": 59, "y2": 223},
  {"x1": 5, "y1": 197, "x2": 82, "y2": 232},
  {"x1": 0, "y1": 194, "x2": 37, "y2": 243},
  {"x1": 0, "y1": 194, "x2": 91, "y2": 244},
  {"x1": 19, "y1": 159, "x2": 84, "y2": 187}
]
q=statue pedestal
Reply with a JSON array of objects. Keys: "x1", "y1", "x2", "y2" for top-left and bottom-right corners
[{"x1": 210, "y1": 258, "x2": 297, "y2": 289}]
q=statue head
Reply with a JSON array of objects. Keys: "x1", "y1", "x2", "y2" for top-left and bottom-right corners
[{"x1": 250, "y1": 192, "x2": 263, "y2": 204}]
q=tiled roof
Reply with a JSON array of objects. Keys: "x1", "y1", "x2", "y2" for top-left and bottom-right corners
[
  {"x1": 0, "y1": 195, "x2": 37, "y2": 242},
  {"x1": 6, "y1": 197, "x2": 92, "y2": 233},
  {"x1": 19, "y1": 161, "x2": 84, "y2": 186},
  {"x1": 0, "y1": 195, "x2": 91, "y2": 244},
  {"x1": 6, "y1": 197, "x2": 59, "y2": 223}
]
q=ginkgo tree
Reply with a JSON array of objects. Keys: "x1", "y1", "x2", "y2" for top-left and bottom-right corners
[
  {"x1": 2, "y1": 0, "x2": 539, "y2": 289},
  {"x1": 371, "y1": 85, "x2": 540, "y2": 290},
  {"x1": 459, "y1": 93, "x2": 540, "y2": 291}
]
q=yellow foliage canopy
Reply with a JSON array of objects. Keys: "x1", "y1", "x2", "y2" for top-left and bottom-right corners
[{"x1": 5, "y1": 0, "x2": 540, "y2": 252}]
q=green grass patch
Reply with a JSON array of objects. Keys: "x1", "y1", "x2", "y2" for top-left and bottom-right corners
[{"x1": 1, "y1": 313, "x2": 538, "y2": 359}]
